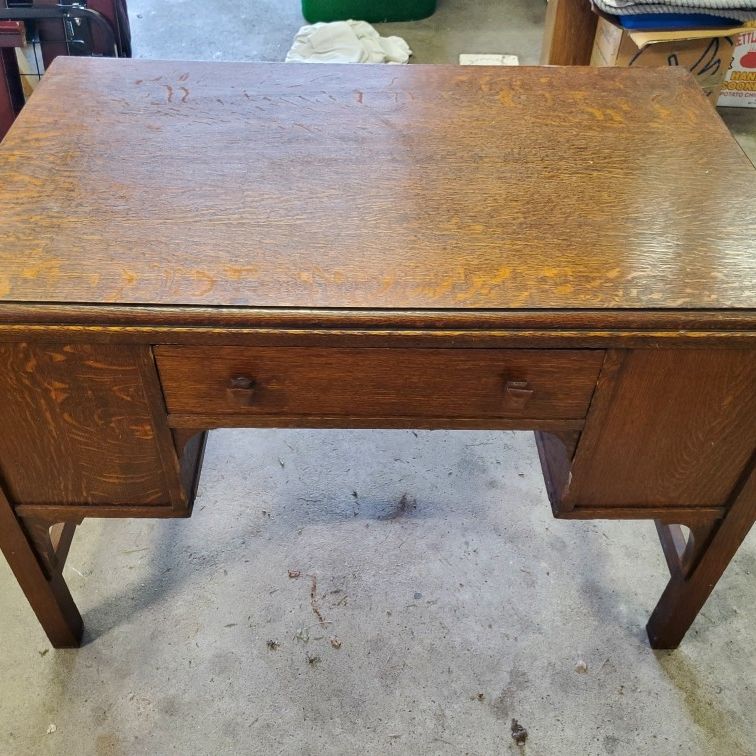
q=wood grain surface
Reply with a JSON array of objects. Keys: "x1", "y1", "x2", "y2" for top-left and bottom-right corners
[
  {"x1": 0, "y1": 342, "x2": 179, "y2": 506},
  {"x1": 565, "y1": 349, "x2": 756, "y2": 508},
  {"x1": 155, "y1": 346, "x2": 605, "y2": 418},
  {"x1": 0, "y1": 58, "x2": 753, "y2": 312},
  {"x1": 541, "y1": 0, "x2": 598, "y2": 66}
]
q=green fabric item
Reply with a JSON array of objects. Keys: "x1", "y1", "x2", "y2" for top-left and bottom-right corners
[{"x1": 302, "y1": 0, "x2": 436, "y2": 23}]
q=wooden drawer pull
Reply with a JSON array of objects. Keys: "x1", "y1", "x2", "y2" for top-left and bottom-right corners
[
  {"x1": 226, "y1": 375, "x2": 257, "y2": 405},
  {"x1": 504, "y1": 380, "x2": 534, "y2": 408}
]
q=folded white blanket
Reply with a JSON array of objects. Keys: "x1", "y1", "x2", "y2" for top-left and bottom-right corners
[{"x1": 286, "y1": 20, "x2": 412, "y2": 64}]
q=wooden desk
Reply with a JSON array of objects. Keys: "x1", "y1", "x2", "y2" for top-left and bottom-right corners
[{"x1": 0, "y1": 59, "x2": 754, "y2": 650}]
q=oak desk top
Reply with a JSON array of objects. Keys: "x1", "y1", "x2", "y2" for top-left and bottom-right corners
[{"x1": 0, "y1": 58, "x2": 754, "y2": 321}]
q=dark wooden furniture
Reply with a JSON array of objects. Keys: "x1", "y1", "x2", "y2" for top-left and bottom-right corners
[
  {"x1": 541, "y1": 0, "x2": 598, "y2": 66},
  {"x1": 0, "y1": 20, "x2": 25, "y2": 138},
  {"x1": 0, "y1": 59, "x2": 754, "y2": 650}
]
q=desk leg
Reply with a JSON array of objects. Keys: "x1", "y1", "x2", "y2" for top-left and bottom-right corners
[
  {"x1": 540, "y1": 0, "x2": 598, "y2": 66},
  {"x1": 0, "y1": 489, "x2": 83, "y2": 648},
  {"x1": 647, "y1": 466, "x2": 755, "y2": 649}
]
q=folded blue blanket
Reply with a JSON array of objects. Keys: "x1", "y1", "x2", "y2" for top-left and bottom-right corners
[{"x1": 618, "y1": 12, "x2": 741, "y2": 27}]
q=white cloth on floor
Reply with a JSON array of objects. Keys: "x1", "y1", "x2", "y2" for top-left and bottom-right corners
[{"x1": 285, "y1": 20, "x2": 411, "y2": 64}]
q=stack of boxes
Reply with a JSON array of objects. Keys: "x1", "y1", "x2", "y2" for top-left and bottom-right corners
[{"x1": 587, "y1": 4, "x2": 755, "y2": 108}]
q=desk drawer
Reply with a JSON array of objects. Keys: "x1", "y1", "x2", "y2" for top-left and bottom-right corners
[{"x1": 154, "y1": 347, "x2": 604, "y2": 420}]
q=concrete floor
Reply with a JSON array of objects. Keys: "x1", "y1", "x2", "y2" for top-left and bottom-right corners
[{"x1": 1, "y1": 1, "x2": 755, "y2": 755}]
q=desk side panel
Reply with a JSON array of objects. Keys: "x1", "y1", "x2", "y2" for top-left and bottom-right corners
[
  {"x1": 0, "y1": 342, "x2": 181, "y2": 507},
  {"x1": 565, "y1": 349, "x2": 756, "y2": 509}
]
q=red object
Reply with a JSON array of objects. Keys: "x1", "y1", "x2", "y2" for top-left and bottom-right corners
[
  {"x1": 0, "y1": 47, "x2": 23, "y2": 137},
  {"x1": 0, "y1": 1, "x2": 131, "y2": 140},
  {"x1": 0, "y1": 20, "x2": 25, "y2": 48}
]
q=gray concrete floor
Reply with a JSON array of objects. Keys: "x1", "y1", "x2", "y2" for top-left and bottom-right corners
[{"x1": 1, "y1": 2, "x2": 755, "y2": 755}]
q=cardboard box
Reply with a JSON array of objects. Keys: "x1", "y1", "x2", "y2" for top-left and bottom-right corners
[
  {"x1": 718, "y1": 29, "x2": 756, "y2": 107},
  {"x1": 591, "y1": 16, "x2": 743, "y2": 102}
]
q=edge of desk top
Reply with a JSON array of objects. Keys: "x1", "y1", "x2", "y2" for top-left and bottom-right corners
[
  {"x1": 0, "y1": 58, "x2": 754, "y2": 316},
  {"x1": 0, "y1": 302, "x2": 754, "y2": 335}
]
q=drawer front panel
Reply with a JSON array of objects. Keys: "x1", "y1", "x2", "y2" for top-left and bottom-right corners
[{"x1": 155, "y1": 347, "x2": 604, "y2": 420}]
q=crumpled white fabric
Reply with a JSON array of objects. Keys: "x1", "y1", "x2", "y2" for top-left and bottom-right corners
[{"x1": 285, "y1": 20, "x2": 412, "y2": 64}]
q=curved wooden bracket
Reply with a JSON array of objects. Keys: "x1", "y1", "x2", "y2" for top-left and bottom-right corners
[
  {"x1": 655, "y1": 520, "x2": 719, "y2": 580},
  {"x1": 172, "y1": 428, "x2": 208, "y2": 516},
  {"x1": 19, "y1": 516, "x2": 82, "y2": 580}
]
